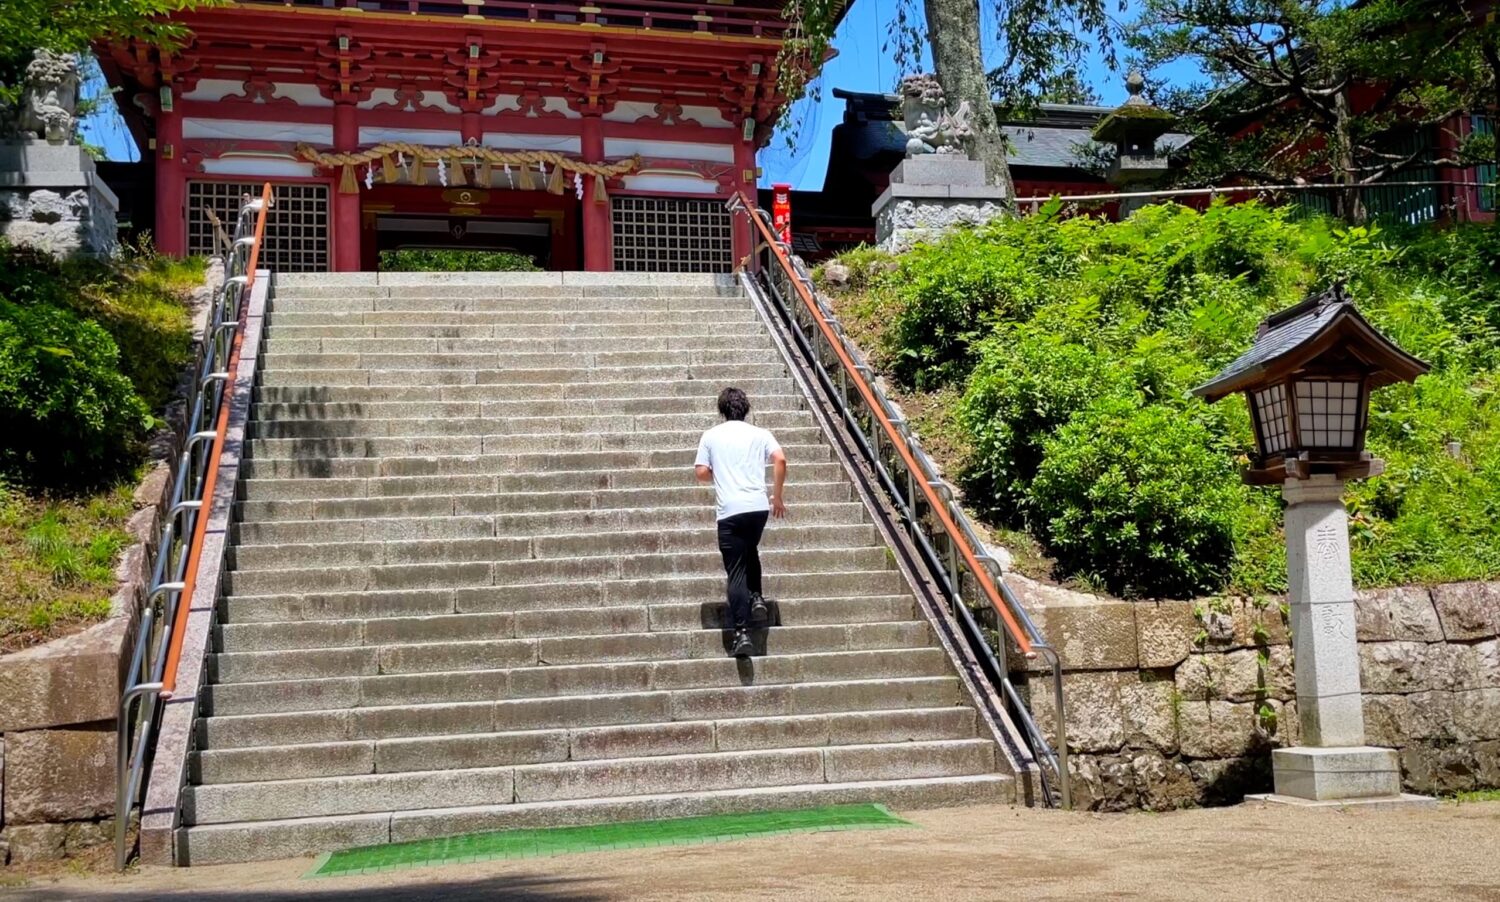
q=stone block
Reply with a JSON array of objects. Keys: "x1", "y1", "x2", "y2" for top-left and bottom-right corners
[
  {"x1": 1178, "y1": 647, "x2": 1295, "y2": 703},
  {"x1": 1400, "y1": 741, "x2": 1479, "y2": 795},
  {"x1": 1135, "y1": 601, "x2": 1197, "y2": 668},
  {"x1": 1273, "y1": 746, "x2": 1402, "y2": 801},
  {"x1": 1431, "y1": 581, "x2": 1500, "y2": 640},
  {"x1": 1018, "y1": 582, "x2": 1138, "y2": 671},
  {"x1": 1131, "y1": 750, "x2": 1199, "y2": 810},
  {"x1": 64, "y1": 818, "x2": 114, "y2": 855},
  {"x1": 1177, "y1": 700, "x2": 1262, "y2": 760},
  {"x1": 0, "y1": 615, "x2": 131, "y2": 732},
  {"x1": 1476, "y1": 740, "x2": 1500, "y2": 789},
  {"x1": 1066, "y1": 754, "x2": 1138, "y2": 811},
  {"x1": 1355, "y1": 587, "x2": 1443, "y2": 642},
  {"x1": 1360, "y1": 641, "x2": 1481, "y2": 694},
  {"x1": 2, "y1": 823, "x2": 66, "y2": 862},
  {"x1": 1120, "y1": 676, "x2": 1179, "y2": 754},
  {"x1": 1199, "y1": 597, "x2": 1289, "y2": 651},
  {"x1": 1047, "y1": 672, "x2": 1125, "y2": 753},
  {"x1": 889, "y1": 155, "x2": 989, "y2": 187},
  {"x1": 1453, "y1": 688, "x2": 1500, "y2": 741},
  {"x1": 1362, "y1": 694, "x2": 1410, "y2": 747},
  {"x1": 3, "y1": 725, "x2": 116, "y2": 825}
]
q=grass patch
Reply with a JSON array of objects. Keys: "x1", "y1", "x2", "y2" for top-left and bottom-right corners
[
  {"x1": 0, "y1": 479, "x2": 135, "y2": 652},
  {"x1": 1451, "y1": 788, "x2": 1500, "y2": 804}
]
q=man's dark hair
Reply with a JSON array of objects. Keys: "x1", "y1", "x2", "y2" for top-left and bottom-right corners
[{"x1": 717, "y1": 387, "x2": 751, "y2": 421}]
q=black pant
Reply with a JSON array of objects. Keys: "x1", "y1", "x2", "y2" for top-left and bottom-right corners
[{"x1": 717, "y1": 510, "x2": 769, "y2": 631}]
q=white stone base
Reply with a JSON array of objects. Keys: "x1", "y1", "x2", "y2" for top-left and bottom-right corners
[
  {"x1": 1247, "y1": 792, "x2": 1436, "y2": 810},
  {"x1": 1271, "y1": 746, "x2": 1404, "y2": 801}
]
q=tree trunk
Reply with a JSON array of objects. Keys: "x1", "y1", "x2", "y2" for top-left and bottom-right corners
[
  {"x1": 1330, "y1": 84, "x2": 1367, "y2": 225},
  {"x1": 922, "y1": 0, "x2": 1016, "y2": 201}
]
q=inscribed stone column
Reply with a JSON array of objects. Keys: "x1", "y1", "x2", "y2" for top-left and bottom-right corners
[
  {"x1": 154, "y1": 87, "x2": 187, "y2": 257},
  {"x1": 332, "y1": 101, "x2": 362, "y2": 272},
  {"x1": 1273, "y1": 473, "x2": 1403, "y2": 801},
  {"x1": 581, "y1": 114, "x2": 611, "y2": 272}
]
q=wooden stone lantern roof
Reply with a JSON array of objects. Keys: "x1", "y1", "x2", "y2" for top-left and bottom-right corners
[{"x1": 1193, "y1": 284, "x2": 1430, "y2": 484}]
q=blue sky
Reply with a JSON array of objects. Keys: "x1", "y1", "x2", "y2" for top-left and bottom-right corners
[{"x1": 83, "y1": 0, "x2": 1199, "y2": 188}]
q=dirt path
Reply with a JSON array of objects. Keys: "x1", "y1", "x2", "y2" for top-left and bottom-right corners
[{"x1": 8, "y1": 801, "x2": 1500, "y2": 901}]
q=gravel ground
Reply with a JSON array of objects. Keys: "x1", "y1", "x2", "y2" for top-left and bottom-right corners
[{"x1": 7, "y1": 800, "x2": 1500, "y2": 901}]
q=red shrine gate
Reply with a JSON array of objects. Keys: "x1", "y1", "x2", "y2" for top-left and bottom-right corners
[{"x1": 100, "y1": 0, "x2": 799, "y2": 272}]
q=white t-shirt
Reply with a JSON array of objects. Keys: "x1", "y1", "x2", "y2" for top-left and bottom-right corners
[{"x1": 694, "y1": 420, "x2": 782, "y2": 521}]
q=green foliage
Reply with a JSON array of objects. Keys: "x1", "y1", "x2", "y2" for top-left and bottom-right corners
[
  {"x1": 0, "y1": 241, "x2": 198, "y2": 489},
  {"x1": 856, "y1": 200, "x2": 1500, "y2": 597},
  {"x1": 1031, "y1": 398, "x2": 1244, "y2": 598},
  {"x1": 378, "y1": 249, "x2": 542, "y2": 273},
  {"x1": 0, "y1": 298, "x2": 150, "y2": 486}
]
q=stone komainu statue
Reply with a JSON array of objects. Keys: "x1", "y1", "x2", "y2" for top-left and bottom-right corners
[
  {"x1": 19, "y1": 50, "x2": 80, "y2": 145},
  {"x1": 898, "y1": 73, "x2": 973, "y2": 158}
]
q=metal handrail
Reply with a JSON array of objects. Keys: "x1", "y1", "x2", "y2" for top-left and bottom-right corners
[
  {"x1": 730, "y1": 193, "x2": 1070, "y2": 808},
  {"x1": 114, "y1": 184, "x2": 273, "y2": 870}
]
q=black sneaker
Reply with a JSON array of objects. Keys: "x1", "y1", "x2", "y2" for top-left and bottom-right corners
[
  {"x1": 730, "y1": 629, "x2": 755, "y2": 658},
  {"x1": 749, "y1": 593, "x2": 769, "y2": 624}
]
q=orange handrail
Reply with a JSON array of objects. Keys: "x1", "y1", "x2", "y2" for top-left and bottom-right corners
[
  {"x1": 161, "y1": 183, "x2": 272, "y2": 696},
  {"x1": 735, "y1": 192, "x2": 1034, "y2": 658}
]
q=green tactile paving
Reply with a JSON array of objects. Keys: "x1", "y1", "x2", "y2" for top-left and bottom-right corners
[{"x1": 307, "y1": 804, "x2": 912, "y2": 878}]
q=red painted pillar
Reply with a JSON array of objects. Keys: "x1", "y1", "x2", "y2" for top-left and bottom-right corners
[
  {"x1": 581, "y1": 114, "x2": 611, "y2": 272},
  {"x1": 332, "y1": 101, "x2": 362, "y2": 272},
  {"x1": 731, "y1": 137, "x2": 757, "y2": 269},
  {"x1": 154, "y1": 90, "x2": 186, "y2": 257}
]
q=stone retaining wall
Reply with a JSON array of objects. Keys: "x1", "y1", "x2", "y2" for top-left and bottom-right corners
[
  {"x1": 1012, "y1": 576, "x2": 1500, "y2": 809},
  {"x1": 0, "y1": 262, "x2": 218, "y2": 864}
]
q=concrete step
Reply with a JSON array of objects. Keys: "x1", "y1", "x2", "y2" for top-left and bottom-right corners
[
  {"x1": 252, "y1": 377, "x2": 798, "y2": 405},
  {"x1": 217, "y1": 615, "x2": 930, "y2": 655},
  {"x1": 219, "y1": 579, "x2": 913, "y2": 626},
  {"x1": 221, "y1": 545, "x2": 890, "y2": 594},
  {"x1": 267, "y1": 315, "x2": 762, "y2": 340},
  {"x1": 180, "y1": 773, "x2": 1011, "y2": 865},
  {"x1": 258, "y1": 348, "x2": 782, "y2": 372},
  {"x1": 237, "y1": 463, "x2": 841, "y2": 501},
  {"x1": 267, "y1": 334, "x2": 773, "y2": 356},
  {"x1": 244, "y1": 410, "x2": 814, "y2": 439},
  {"x1": 268, "y1": 299, "x2": 757, "y2": 317},
  {"x1": 232, "y1": 500, "x2": 869, "y2": 544},
  {"x1": 194, "y1": 706, "x2": 977, "y2": 780},
  {"x1": 255, "y1": 362, "x2": 791, "y2": 388},
  {"x1": 266, "y1": 307, "x2": 747, "y2": 328},
  {"x1": 239, "y1": 444, "x2": 830, "y2": 478},
  {"x1": 227, "y1": 523, "x2": 874, "y2": 569},
  {"x1": 249, "y1": 393, "x2": 806, "y2": 422},
  {"x1": 199, "y1": 671, "x2": 956, "y2": 751},
  {"x1": 243, "y1": 426, "x2": 823, "y2": 460},
  {"x1": 185, "y1": 738, "x2": 995, "y2": 825},
  {"x1": 206, "y1": 658, "x2": 962, "y2": 714},
  {"x1": 232, "y1": 476, "x2": 845, "y2": 523},
  {"x1": 210, "y1": 640, "x2": 950, "y2": 687}
]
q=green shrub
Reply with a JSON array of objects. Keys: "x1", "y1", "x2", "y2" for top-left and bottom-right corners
[
  {"x1": 0, "y1": 299, "x2": 150, "y2": 486},
  {"x1": 379, "y1": 249, "x2": 541, "y2": 272},
  {"x1": 1030, "y1": 398, "x2": 1245, "y2": 598}
]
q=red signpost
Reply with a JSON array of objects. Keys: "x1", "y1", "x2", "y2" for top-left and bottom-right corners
[{"x1": 772, "y1": 182, "x2": 792, "y2": 246}]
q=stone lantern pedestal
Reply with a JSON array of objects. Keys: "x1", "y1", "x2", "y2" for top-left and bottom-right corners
[
  {"x1": 1259, "y1": 475, "x2": 1430, "y2": 806},
  {"x1": 872, "y1": 155, "x2": 1007, "y2": 253}
]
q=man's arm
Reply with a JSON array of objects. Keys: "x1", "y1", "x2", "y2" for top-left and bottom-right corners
[
  {"x1": 769, "y1": 447, "x2": 787, "y2": 518},
  {"x1": 695, "y1": 464, "x2": 713, "y2": 484},
  {"x1": 694, "y1": 434, "x2": 712, "y2": 483}
]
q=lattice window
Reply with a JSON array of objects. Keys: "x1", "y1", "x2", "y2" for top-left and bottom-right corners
[
  {"x1": 186, "y1": 181, "x2": 330, "y2": 273},
  {"x1": 1253, "y1": 384, "x2": 1291, "y2": 455},
  {"x1": 611, "y1": 196, "x2": 733, "y2": 273}
]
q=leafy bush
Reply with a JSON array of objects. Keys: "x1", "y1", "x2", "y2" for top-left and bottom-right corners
[
  {"x1": 1031, "y1": 398, "x2": 1244, "y2": 598},
  {"x1": 834, "y1": 201, "x2": 1500, "y2": 597},
  {"x1": 379, "y1": 249, "x2": 541, "y2": 272},
  {"x1": 0, "y1": 299, "x2": 150, "y2": 485}
]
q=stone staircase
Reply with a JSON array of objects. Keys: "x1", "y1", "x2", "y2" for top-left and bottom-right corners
[{"x1": 183, "y1": 272, "x2": 1014, "y2": 865}]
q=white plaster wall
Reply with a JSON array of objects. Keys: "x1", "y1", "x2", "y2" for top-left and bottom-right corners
[
  {"x1": 273, "y1": 83, "x2": 333, "y2": 107},
  {"x1": 620, "y1": 172, "x2": 720, "y2": 194},
  {"x1": 200, "y1": 156, "x2": 320, "y2": 178},
  {"x1": 184, "y1": 118, "x2": 333, "y2": 144},
  {"x1": 604, "y1": 137, "x2": 735, "y2": 163},
  {"x1": 482, "y1": 133, "x2": 583, "y2": 153},
  {"x1": 358, "y1": 127, "x2": 464, "y2": 146},
  {"x1": 182, "y1": 79, "x2": 246, "y2": 103}
]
